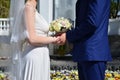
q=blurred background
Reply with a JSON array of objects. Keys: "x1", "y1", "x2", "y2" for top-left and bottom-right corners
[{"x1": 0, "y1": 0, "x2": 120, "y2": 80}]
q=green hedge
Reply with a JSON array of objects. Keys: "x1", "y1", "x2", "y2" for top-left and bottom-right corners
[{"x1": 0, "y1": 0, "x2": 10, "y2": 18}]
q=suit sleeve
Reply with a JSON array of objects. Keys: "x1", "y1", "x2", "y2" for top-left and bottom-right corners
[{"x1": 66, "y1": 0, "x2": 109, "y2": 43}]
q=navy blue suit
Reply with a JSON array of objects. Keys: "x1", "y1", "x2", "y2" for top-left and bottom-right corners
[
  {"x1": 66, "y1": 0, "x2": 112, "y2": 62},
  {"x1": 66, "y1": 0, "x2": 112, "y2": 80}
]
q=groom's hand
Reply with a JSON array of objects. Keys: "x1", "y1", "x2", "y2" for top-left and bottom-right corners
[
  {"x1": 60, "y1": 33, "x2": 66, "y2": 45},
  {"x1": 58, "y1": 33, "x2": 66, "y2": 45}
]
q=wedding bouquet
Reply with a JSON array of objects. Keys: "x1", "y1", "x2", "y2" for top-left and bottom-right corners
[{"x1": 49, "y1": 17, "x2": 72, "y2": 35}]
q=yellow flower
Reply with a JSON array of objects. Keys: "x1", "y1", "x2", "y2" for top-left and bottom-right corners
[{"x1": 49, "y1": 17, "x2": 72, "y2": 33}]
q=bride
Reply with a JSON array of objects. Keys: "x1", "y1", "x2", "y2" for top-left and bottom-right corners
[{"x1": 10, "y1": 0, "x2": 60, "y2": 80}]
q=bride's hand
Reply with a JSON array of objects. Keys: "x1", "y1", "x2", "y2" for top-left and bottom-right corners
[{"x1": 51, "y1": 36, "x2": 61, "y2": 44}]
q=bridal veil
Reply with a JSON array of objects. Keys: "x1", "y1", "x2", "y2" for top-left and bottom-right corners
[{"x1": 10, "y1": 0, "x2": 26, "y2": 80}]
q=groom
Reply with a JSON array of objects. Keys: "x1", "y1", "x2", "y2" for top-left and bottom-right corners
[{"x1": 57, "y1": 0, "x2": 112, "y2": 80}]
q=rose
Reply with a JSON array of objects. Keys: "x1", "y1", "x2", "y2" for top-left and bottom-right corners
[{"x1": 49, "y1": 17, "x2": 72, "y2": 33}]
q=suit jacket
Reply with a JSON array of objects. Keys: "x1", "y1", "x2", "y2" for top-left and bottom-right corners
[{"x1": 66, "y1": 0, "x2": 112, "y2": 61}]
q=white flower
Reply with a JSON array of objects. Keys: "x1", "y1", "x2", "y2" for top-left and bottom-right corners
[{"x1": 49, "y1": 17, "x2": 72, "y2": 33}]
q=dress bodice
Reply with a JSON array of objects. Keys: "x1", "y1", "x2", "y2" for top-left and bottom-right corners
[
  {"x1": 23, "y1": 3, "x2": 50, "y2": 48},
  {"x1": 35, "y1": 11, "x2": 49, "y2": 37},
  {"x1": 24, "y1": 2, "x2": 49, "y2": 37}
]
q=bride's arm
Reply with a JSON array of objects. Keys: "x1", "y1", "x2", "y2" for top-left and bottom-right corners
[{"x1": 24, "y1": 5, "x2": 58, "y2": 45}]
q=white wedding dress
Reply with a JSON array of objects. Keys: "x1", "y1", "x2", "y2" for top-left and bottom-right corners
[{"x1": 22, "y1": 3, "x2": 50, "y2": 80}]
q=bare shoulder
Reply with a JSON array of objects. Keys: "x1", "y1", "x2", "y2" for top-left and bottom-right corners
[{"x1": 24, "y1": 2, "x2": 35, "y2": 11}]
